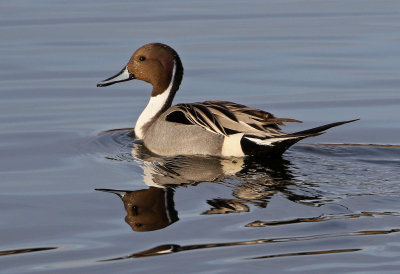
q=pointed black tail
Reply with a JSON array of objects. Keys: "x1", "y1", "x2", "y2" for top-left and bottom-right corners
[
  {"x1": 242, "y1": 119, "x2": 359, "y2": 157},
  {"x1": 293, "y1": 119, "x2": 359, "y2": 136}
]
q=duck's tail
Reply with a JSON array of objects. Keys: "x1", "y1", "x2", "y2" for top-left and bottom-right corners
[{"x1": 241, "y1": 119, "x2": 359, "y2": 157}]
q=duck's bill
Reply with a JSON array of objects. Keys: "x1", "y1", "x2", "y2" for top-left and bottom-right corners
[
  {"x1": 95, "y1": 188, "x2": 127, "y2": 198},
  {"x1": 97, "y1": 66, "x2": 135, "y2": 87}
]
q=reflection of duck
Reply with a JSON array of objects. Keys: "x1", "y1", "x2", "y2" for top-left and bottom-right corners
[
  {"x1": 96, "y1": 188, "x2": 178, "y2": 232},
  {"x1": 133, "y1": 144, "x2": 319, "y2": 213},
  {"x1": 97, "y1": 139, "x2": 321, "y2": 231},
  {"x1": 97, "y1": 43, "x2": 357, "y2": 157}
]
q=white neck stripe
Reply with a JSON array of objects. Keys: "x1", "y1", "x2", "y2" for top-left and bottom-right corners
[{"x1": 134, "y1": 60, "x2": 176, "y2": 139}]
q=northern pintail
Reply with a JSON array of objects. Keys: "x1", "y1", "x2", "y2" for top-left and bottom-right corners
[{"x1": 97, "y1": 43, "x2": 357, "y2": 157}]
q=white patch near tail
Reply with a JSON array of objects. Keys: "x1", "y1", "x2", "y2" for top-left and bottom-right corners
[
  {"x1": 245, "y1": 136, "x2": 294, "y2": 146},
  {"x1": 221, "y1": 133, "x2": 245, "y2": 157}
]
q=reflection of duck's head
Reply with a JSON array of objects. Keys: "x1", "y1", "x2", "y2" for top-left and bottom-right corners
[{"x1": 96, "y1": 187, "x2": 178, "y2": 232}]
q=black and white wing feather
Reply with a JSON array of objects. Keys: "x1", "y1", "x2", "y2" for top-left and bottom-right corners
[{"x1": 165, "y1": 101, "x2": 302, "y2": 137}]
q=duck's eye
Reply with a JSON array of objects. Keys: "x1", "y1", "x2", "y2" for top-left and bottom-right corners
[
  {"x1": 132, "y1": 205, "x2": 138, "y2": 216},
  {"x1": 139, "y1": 56, "x2": 146, "y2": 61}
]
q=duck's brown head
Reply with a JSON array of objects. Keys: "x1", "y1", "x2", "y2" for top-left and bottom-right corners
[{"x1": 97, "y1": 43, "x2": 183, "y2": 96}]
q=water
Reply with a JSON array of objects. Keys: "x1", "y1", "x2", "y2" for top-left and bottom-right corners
[{"x1": 1, "y1": 0, "x2": 400, "y2": 273}]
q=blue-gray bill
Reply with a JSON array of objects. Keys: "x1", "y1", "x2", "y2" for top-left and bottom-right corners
[{"x1": 97, "y1": 66, "x2": 135, "y2": 87}]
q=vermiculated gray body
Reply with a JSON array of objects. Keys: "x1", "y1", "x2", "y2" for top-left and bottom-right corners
[{"x1": 144, "y1": 109, "x2": 224, "y2": 156}]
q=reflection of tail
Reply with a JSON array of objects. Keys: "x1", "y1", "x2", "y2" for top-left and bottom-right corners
[
  {"x1": 241, "y1": 119, "x2": 359, "y2": 157},
  {"x1": 202, "y1": 199, "x2": 249, "y2": 215}
]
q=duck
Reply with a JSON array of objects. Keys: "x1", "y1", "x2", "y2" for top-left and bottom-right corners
[{"x1": 97, "y1": 43, "x2": 357, "y2": 157}]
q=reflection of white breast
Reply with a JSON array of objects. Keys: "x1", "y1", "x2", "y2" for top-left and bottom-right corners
[
  {"x1": 132, "y1": 144, "x2": 244, "y2": 188},
  {"x1": 142, "y1": 161, "x2": 166, "y2": 188}
]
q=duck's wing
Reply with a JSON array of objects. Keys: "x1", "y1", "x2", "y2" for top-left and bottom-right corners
[
  {"x1": 203, "y1": 101, "x2": 302, "y2": 132},
  {"x1": 165, "y1": 101, "x2": 301, "y2": 136},
  {"x1": 165, "y1": 103, "x2": 229, "y2": 135}
]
